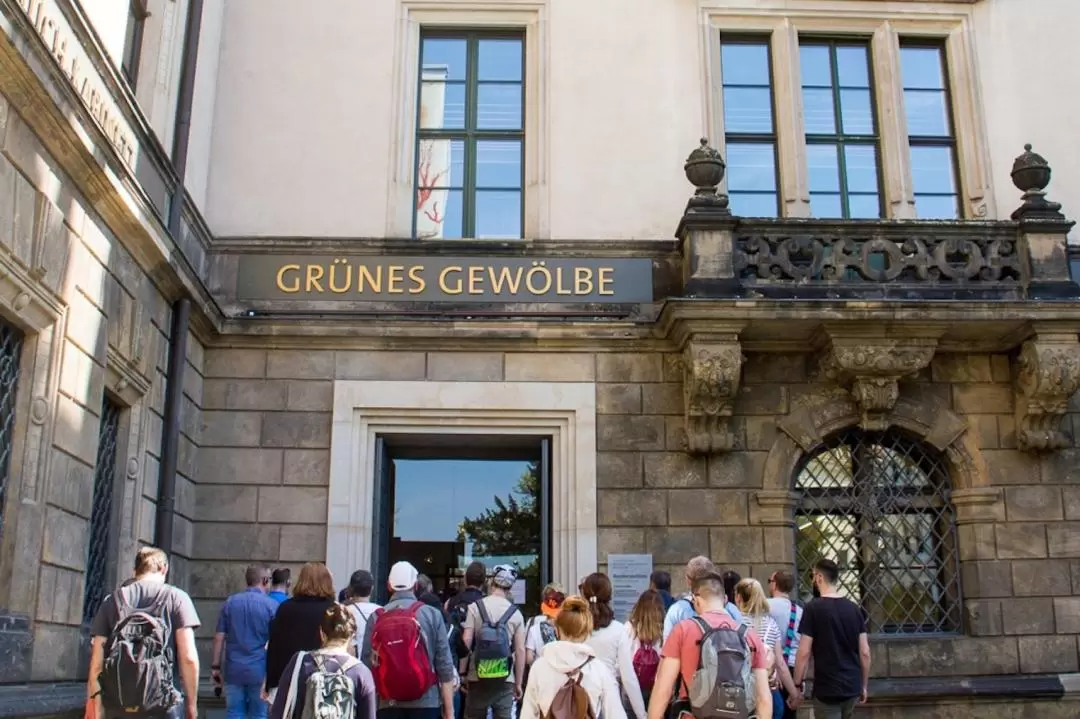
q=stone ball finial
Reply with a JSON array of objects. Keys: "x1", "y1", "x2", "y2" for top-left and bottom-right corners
[
  {"x1": 684, "y1": 137, "x2": 726, "y2": 194},
  {"x1": 1011, "y1": 142, "x2": 1051, "y2": 194}
]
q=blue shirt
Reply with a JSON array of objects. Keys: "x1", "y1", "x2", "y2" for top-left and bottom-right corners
[
  {"x1": 662, "y1": 594, "x2": 743, "y2": 641},
  {"x1": 216, "y1": 588, "x2": 279, "y2": 686},
  {"x1": 268, "y1": 590, "x2": 288, "y2": 604}
]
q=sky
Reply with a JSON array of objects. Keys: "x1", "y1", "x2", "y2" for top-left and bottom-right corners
[{"x1": 392, "y1": 458, "x2": 533, "y2": 542}]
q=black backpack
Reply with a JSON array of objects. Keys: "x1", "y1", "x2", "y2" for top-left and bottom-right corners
[
  {"x1": 98, "y1": 589, "x2": 179, "y2": 714},
  {"x1": 447, "y1": 588, "x2": 482, "y2": 659}
]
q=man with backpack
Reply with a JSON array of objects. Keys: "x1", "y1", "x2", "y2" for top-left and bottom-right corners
[
  {"x1": 344, "y1": 570, "x2": 381, "y2": 657},
  {"x1": 460, "y1": 564, "x2": 525, "y2": 719},
  {"x1": 211, "y1": 565, "x2": 279, "y2": 719},
  {"x1": 662, "y1": 557, "x2": 743, "y2": 641},
  {"x1": 86, "y1": 546, "x2": 202, "y2": 719},
  {"x1": 647, "y1": 572, "x2": 771, "y2": 719},
  {"x1": 361, "y1": 561, "x2": 456, "y2": 719}
]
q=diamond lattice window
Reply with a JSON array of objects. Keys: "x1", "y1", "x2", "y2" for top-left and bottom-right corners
[
  {"x1": 0, "y1": 320, "x2": 23, "y2": 544},
  {"x1": 83, "y1": 398, "x2": 122, "y2": 625},
  {"x1": 794, "y1": 428, "x2": 961, "y2": 634}
]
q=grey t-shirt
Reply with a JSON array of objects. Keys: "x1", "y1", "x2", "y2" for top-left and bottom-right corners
[{"x1": 90, "y1": 578, "x2": 202, "y2": 640}]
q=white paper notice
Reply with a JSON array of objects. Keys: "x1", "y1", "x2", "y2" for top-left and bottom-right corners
[
  {"x1": 511, "y1": 579, "x2": 527, "y2": 604},
  {"x1": 609, "y1": 554, "x2": 653, "y2": 622}
]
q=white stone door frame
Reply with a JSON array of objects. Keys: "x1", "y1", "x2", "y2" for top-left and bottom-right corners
[{"x1": 327, "y1": 381, "x2": 598, "y2": 590}]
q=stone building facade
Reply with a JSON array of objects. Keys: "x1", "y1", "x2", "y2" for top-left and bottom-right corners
[{"x1": 0, "y1": 1, "x2": 1079, "y2": 718}]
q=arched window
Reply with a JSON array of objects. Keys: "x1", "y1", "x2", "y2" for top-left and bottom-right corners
[{"x1": 793, "y1": 428, "x2": 961, "y2": 634}]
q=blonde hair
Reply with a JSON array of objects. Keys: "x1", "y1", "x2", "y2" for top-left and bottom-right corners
[
  {"x1": 628, "y1": 589, "x2": 664, "y2": 646},
  {"x1": 554, "y1": 595, "x2": 594, "y2": 642},
  {"x1": 734, "y1": 578, "x2": 770, "y2": 617}
]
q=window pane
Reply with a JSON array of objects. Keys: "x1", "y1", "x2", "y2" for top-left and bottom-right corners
[
  {"x1": 476, "y1": 191, "x2": 522, "y2": 239},
  {"x1": 730, "y1": 192, "x2": 778, "y2": 218},
  {"x1": 914, "y1": 194, "x2": 960, "y2": 220},
  {"x1": 421, "y1": 38, "x2": 467, "y2": 81},
  {"x1": 900, "y1": 46, "x2": 945, "y2": 90},
  {"x1": 910, "y1": 145, "x2": 956, "y2": 194},
  {"x1": 904, "y1": 89, "x2": 950, "y2": 137},
  {"x1": 840, "y1": 89, "x2": 875, "y2": 134},
  {"x1": 477, "y1": 84, "x2": 522, "y2": 129},
  {"x1": 800, "y1": 45, "x2": 832, "y2": 87},
  {"x1": 416, "y1": 189, "x2": 463, "y2": 239},
  {"x1": 848, "y1": 194, "x2": 881, "y2": 219},
  {"x1": 476, "y1": 140, "x2": 522, "y2": 188},
  {"x1": 416, "y1": 139, "x2": 464, "y2": 188},
  {"x1": 723, "y1": 88, "x2": 774, "y2": 133},
  {"x1": 721, "y1": 42, "x2": 771, "y2": 85},
  {"x1": 836, "y1": 45, "x2": 870, "y2": 88},
  {"x1": 478, "y1": 39, "x2": 523, "y2": 81},
  {"x1": 810, "y1": 193, "x2": 843, "y2": 218},
  {"x1": 807, "y1": 144, "x2": 841, "y2": 192},
  {"x1": 844, "y1": 145, "x2": 879, "y2": 193},
  {"x1": 727, "y1": 143, "x2": 777, "y2": 192},
  {"x1": 802, "y1": 88, "x2": 836, "y2": 134},
  {"x1": 419, "y1": 82, "x2": 465, "y2": 129}
]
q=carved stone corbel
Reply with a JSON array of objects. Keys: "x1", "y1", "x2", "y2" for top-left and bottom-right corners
[
  {"x1": 816, "y1": 336, "x2": 937, "y2": 430},
  {"x1": 683, "y1": 337, "x2": 743, "y2": 453},
  {"x1": 1014, "y1": 332, "x2": 1080, "y2": 451}
]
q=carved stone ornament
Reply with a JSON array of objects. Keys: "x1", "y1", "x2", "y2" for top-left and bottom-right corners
[
  {"x1": 1014, "y1": 333, "x2": 1080, "y2": 451},
  {"x1": 817, "y1": 338, "x2": 937, "y2": 430},
  {"x1": 683, "y1": 338, "x2": 743, "y2": 453}
]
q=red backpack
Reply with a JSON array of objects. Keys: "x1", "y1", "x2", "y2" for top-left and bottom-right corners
[
  {"x1": 632, "y1": 643, "x2": 660, "y2": 692},
  {"x1": 370, "y1": 602, "x2": 438, "y2": 701}
]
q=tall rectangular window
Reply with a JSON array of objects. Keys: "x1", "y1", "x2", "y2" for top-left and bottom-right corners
[
  {"x1": 82, "y1": 398, "x2": 122, "y2": 625},
  {"x1": 900, "y1": 43, "x2": 960, "y2": 219},
  {"x1": 0, "y1": 320, "x2": 23, "y2": 544},
  {"x1": 415, "y1": 31, "x2": 525, "y2": 240},
  {"x1": 720, "y1": 37, "x2": 780, "y2": 217},
  {"x1": 800, "y1": 40, "x2": 883, "y2": 219},
  {"x1": 121, "y1": 0, "x2": 148, "y2": 87}
]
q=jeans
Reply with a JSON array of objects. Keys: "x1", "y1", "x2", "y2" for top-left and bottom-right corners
[
  {"x1": 464, "y1": 683, "x2": 514, "y2": 719},
  {"x1": 776, "y1": 687, "x2": 797, "y2": 719},
  {"x1": 379, "y1": 708, "x2": 443, "y2": 719},
  {"x1": 813, "y1": 697, "x2": 858, "y2": 719},
  {"x1": 225, "y1": 683, "x2": 268, "y2": 719}
]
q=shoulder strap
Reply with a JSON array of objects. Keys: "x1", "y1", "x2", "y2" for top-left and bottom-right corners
[
  {"x1": 689, "y1": 615, "x2": 711, "y2": 639},
  {"x1": 497, "y1": 604, "x2": 518, "y2": 626},
  {"x1": 783, "y1": 601, "x2": 798, "y2": 657},
  {"x1": 406, "y1": 601, "x2": 426, "y2": 617},
  {"x1": 568, "y1": 657, "x2": 592, "y2": 681},
  {"x1": 281, "y1": 652, "x2": 307, "y2": 719},
  {"x1": 476, "y1": 599, "x2": 493, "y2": 625}
]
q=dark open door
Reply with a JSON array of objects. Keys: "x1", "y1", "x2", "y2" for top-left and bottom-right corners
[
  {"x1": 371, "y1": 436, "x2": 393, "y2": 604},
  {"x1": 539, "y1": 437, "x2": 552, "y2": 591}
]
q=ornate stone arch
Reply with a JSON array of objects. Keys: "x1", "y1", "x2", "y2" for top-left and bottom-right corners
[{"x1": 753, "y1": 387, "x2": 1001, "y2": 531}]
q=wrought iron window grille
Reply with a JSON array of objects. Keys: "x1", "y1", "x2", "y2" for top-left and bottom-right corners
[
  {"x1": 0, "y1": 320, "x2": 24, "y2": 544},
  {"x1": 794, "y1": 428, "x2": 962, "y2": 635},
  {"x1": 83, "y1": 398, "x2": 123, "y2": 625}
]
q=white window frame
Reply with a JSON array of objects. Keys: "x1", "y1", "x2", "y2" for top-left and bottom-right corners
[
  {"x1": 700, "y1": 0, "x2": 994, "y2": 220},
  {"x1": 388, "y1": 0, "x2": 550, "y2": 239}
]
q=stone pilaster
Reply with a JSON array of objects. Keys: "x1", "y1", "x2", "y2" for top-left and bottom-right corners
[
  {"x1": 815, "y1": 330, "x2": 938, "y2": 430},
  {"x1": 683, "y1": 336, "x2": 743, "y2": 454},
  {"x1": 1014, "y1": 330, "x2": 1080, "y2": 452}
]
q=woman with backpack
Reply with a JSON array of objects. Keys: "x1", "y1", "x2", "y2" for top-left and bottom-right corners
[
  {"x1": 625, "y1": 590, "x2": 664, "y2": 708},
  {"x1": 265, "y1": 563, "x2": 338, "y2": 701},
  {"x1": 579, "y1": 574, "x2": 647, "y2": 719},
  {"x1": 525, "y1": 583, "x2": 566, "y2": 666},
  {"x1": 519, "y1": 596, "x2": 626, "y2": 719},
  {"x1": 733, "y1": 579, "x2": 799, "y2": 719},
  {"x1": 269, "y1": 603, "x2": 377, "y2": 719}
]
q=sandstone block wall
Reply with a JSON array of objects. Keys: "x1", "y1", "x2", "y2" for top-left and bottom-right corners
[
  {"x1": 191, "y1": 349, "x2": 1080, "y2": 683},
  {"x1": 0, "y1": 94, "x2": 203, "y2": 682}
]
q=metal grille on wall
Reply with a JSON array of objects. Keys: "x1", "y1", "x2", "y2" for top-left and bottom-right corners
[
  {"x1": 82, "y1": 398, "x2": 122, "y2": 625},
  {"x1": 0, "y1": 320, "x2": 24, "y2": 543},
  {"x1": 793, "y1": 428, "x2": 962, "y2": 634}
]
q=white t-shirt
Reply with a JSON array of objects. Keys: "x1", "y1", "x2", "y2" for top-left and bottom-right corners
[
  {"x1": 525, "y1": 615, "x2": 556, "y2": 658},
  {"x1": 766, "y1": 597, "x2": 803, "y2": 667},
  {"x1": 347, "y1": 601, "x2": 381, "y2": 651}
]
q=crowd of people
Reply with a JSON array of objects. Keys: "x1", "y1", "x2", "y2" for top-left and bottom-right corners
[{"x1": 84, "y1": 547, "x2": 870, "y2": 719}]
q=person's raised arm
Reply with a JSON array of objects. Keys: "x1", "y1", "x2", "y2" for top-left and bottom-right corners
[
  {"x1": 175, "y1": 627, "x2": 200, "y2": 719},
  {"x1": 858, "y1": 633, "x2": 871, "y2": 703}
]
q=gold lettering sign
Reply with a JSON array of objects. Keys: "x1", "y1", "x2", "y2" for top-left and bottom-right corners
[
  {"x1": 244, "y1": 256, "x2": 654, "y2": 304},
  {"x1": 15, "y1": 0, "x2": 138, "y2": 168}
]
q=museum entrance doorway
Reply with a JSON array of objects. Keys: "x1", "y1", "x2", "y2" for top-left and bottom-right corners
[{"x1": 371, "y1": 434, "x2": 551, "y2": 614}]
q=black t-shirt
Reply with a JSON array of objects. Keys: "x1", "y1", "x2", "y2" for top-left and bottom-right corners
[{"x1": 799, "y1": 596, "x2": 866, "y2": 701}]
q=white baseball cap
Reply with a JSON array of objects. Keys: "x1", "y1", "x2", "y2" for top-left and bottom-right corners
[{"x1": 388, "y1": 561, "x2": 419, "y2": 591}]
